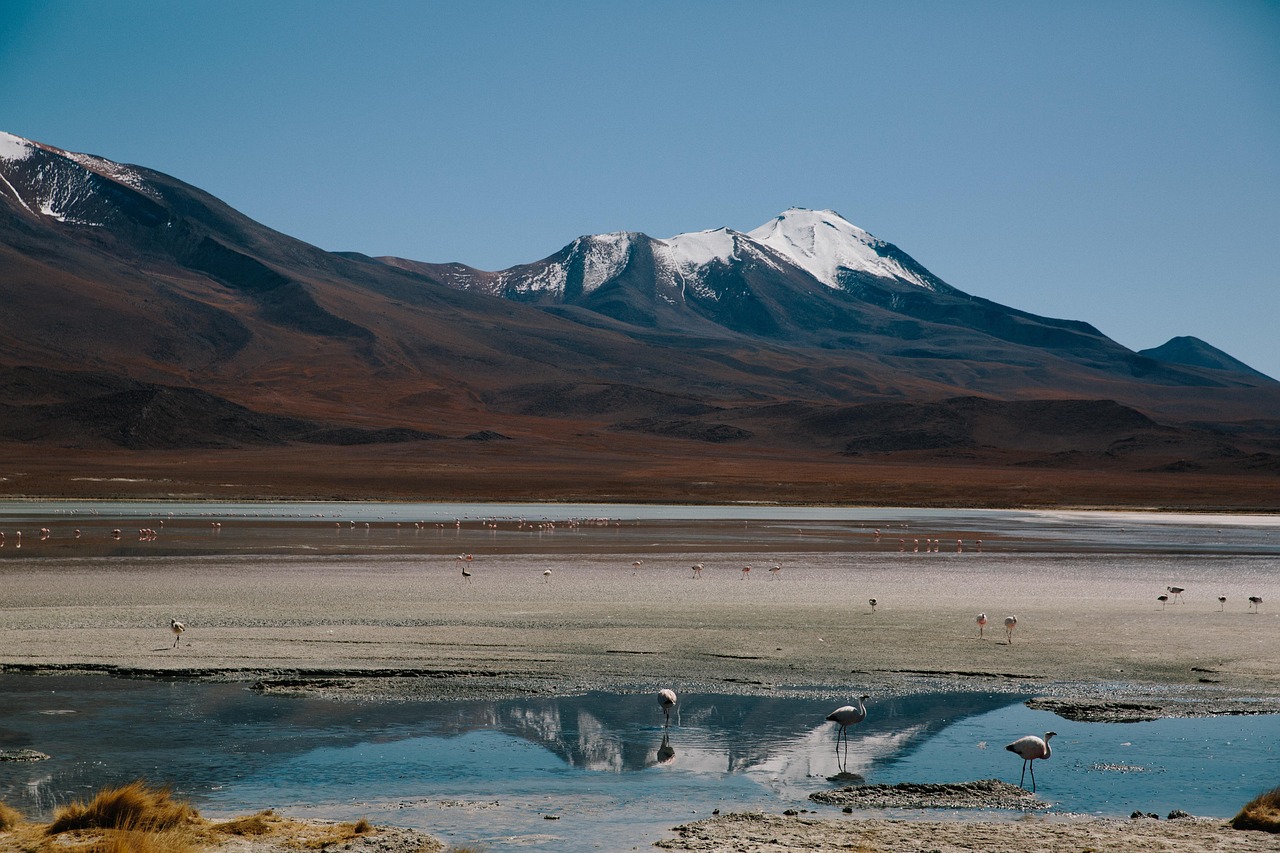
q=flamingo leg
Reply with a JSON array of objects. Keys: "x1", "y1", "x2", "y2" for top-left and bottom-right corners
[
  {"x1": 1019, "y1": 760, "x2": 1027, "y2": 788},
  {"x1": 1030, "y1": 760, "x2": 1036, "y2": 792}
]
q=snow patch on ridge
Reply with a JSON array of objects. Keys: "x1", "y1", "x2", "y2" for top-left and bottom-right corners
[
  {"x1": 576, "y1": 232, "x2": 633, "y2": 294},
  {"x1": 0, "y1": 131, "x2": 34, "y2": 162},
  {"x1": 60, "y1": 150, "x2": 161, "y2": 200},
  {"x1": 749, "y1": 207, "x2": 931, "y2": 289}
]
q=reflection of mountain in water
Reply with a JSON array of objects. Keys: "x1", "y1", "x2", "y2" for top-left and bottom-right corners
[
  {"x1": 0, "y1": 672, "x2": 1023, "y2": 820},
  {"x1": 494, "y1": 691, "x2": 1022, "y2": 779}
]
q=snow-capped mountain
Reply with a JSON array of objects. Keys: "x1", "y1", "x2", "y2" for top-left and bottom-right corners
[
  {"x1": 0, "y1": 130, "x2": 166, "y2": 227},
  {"x1": 747, "y1": 208, "x2": 952, "y2": 293},
  {"x1": 2, "y1": 129, "x2": 1277, "y2": 472},
  {"x1": 391, "y1": 208, "x2": 1123, "y2": 355}
]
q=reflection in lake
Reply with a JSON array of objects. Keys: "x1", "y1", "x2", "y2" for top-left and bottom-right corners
[{"x1": 1, "y1": 674, "x2": 1275, "y2": 852}]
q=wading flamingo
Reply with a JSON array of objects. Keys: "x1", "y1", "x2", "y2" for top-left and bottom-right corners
[
  {"x1": 1006, "y1": 731, "x2": 1056, "y2": 792},
  {"x1": 658, "y1": 688, "x2": 678, "y2": 726}
]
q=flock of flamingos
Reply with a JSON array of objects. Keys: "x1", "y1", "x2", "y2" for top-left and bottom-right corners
[{"x1": 3, "y1": 512, "x2": 1268, "y2": 796}]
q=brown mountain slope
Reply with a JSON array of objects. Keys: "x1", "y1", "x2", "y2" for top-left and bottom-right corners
[{"x1": 0, "y1": 132, "x2": 1277, "y2": 504}]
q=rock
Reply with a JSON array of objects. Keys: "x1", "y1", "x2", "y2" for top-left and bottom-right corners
[
  {"x1": 1168, "y1": 809, "x2": 1192, "y2": 820},
  {"x1": 783, "y1": 809, "x2": 799, "y2": 816},
  {"x1": 0, "y1": 748, "x2": 50, "y2": 761},
  {"x1": 811, "y1": 779, "x2": 1048, "y2": 811}
]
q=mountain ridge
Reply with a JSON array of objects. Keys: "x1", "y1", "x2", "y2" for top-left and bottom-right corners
[{"x1": 1, "y1": 130, "x2": 1278, "y2": 502}]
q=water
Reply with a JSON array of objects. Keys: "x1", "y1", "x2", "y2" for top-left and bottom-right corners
[
  {"x1": 0, "y1": 674, "x2": 1275, "y2": 851},
  {"x1": 4, "y1": 500, "x2": 1279, "y2": 560},
  {"x1": 2, "y1": 501, "x2": 1278, "y2": 848}
]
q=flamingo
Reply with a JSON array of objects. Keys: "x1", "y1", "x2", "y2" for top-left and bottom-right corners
[
  {"x1": 1249, "y1": 596, "x2": 1263, "y2": 612},
  {"x1": 741, "y1": 565, "x2": 750, "y2": 579},
  {"x1": 1157, "y1": 594, "x2": 1168, "y2": 610},
  {"x1": 827, "y1": 695, "x2": 869, "y2": 762},
  {"x1": 1006, "y1": 731, "x2": 1056, "y2": 792},
  {"x1": 461, "y1": 566, "x2": 472, "y2": 583},
  {"x1": 976, "y1": 612, "x2": 988, "y2": 638},
  {"x1": 542, "y1": 569, "x2": 552, "y2": 583},
  {"x1": 170, "y1": 618, "x2": 186, "y2": 648},
  {"x1": 1167, "y1": 586, "x2": 1185, "y2": 603},
  {"x1": 1003, "y1": 615, "x2": 1017, "y2": 643},
  {"x1": 769, "y1": 564, "x2": 781, "y2": 579},
  {"x1": 632, "y1": 560, "x2": 642, "y2": 576},
  {"x1": 658, "y1": 688, "x2": 678, "y2": 726},
  {"x1": 691, "y1": 563, "x2": 703, "y2": 579},
  {"x1": 868, "y1": 598, "x2": 878, "y2": 613},
  {"x1": 1218, "y1": 595, "x2": 1227, "y2": 611}
]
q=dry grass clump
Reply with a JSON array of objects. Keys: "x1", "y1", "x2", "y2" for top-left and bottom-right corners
[
  {"x1": 1233, "y1": 785, "x2": 1280, "y2": 833},
  {"x1": 2, "y1": 781, "x2": 437, "y2": 852},
  {"x1": 208, "y1": 811, "x2": 383, "y2": 849},
  {"x1": 210, "y1": 809, "x2": 276, "y2": 836},
  {"x1": 46, "y1": 781, "x2": 199, "y2": 835},
  {"x1": 0, "y1": 801, "x2": 23, "y2": 831}
]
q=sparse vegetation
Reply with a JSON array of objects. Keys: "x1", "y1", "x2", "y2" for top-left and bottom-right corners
[
  {"x1": 0, "y1": 782, "x2": 440, "y2": 852},
  {"x1": 46, "y1": 781, "x2": 199, "y2": 835},
  {"x1": 1233, "y1": 785, "x2": 1280, "y2": 833},
  {"x1": 0, "y1": 801, "x2": 23, "y2": 831},
  {"x1": 210, "y1": 810, "x2": 275, "y2": 836}
]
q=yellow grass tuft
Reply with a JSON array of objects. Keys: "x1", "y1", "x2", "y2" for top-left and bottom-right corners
[
  {"x1": 1233, "y1": 785, "x2": 1280, "y2": 833},
  {"x1": 46, "y1": 781, "x2": 199, "y2": 835},
  {"x1": 0, "y1": 800, "x2": 24, "y2": 831},
  {"x1": 82, "y1": 826, "x2": 201, "y2": 853},
  {"x1": 210, "y1": 810, "x2": 276, "y2": 836}
]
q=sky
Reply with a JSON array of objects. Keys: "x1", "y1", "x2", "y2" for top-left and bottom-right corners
[{"x1": 3, "y1": 1, "x2": 1278, "y2": 379}]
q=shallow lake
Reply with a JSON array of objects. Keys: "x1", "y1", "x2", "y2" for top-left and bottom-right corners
[
  {"x1": 0, "y1": 673, "x2": 1276, "y2": 851},
  {"x1": 2, "y1": 501, "x2": 1278, "y2": 850}
]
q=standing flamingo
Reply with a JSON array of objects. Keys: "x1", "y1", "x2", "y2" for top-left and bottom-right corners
[
  {"x1": 1249, "y1": 596, "x2": 1263, "y2": 612},
  {"x1": 543, "y1": 569, "x2": 552, "y2": 583},
  {"x1": 741, "y1": 565, "x2": 751, "y2": 579},
  {"x1": 868, "y1": 598, "x2": 878, "y2": 613},
  {"x1": 1006, "y1": 731, "x2": 1056, "y2": 792},
  {"x1": 1003, "y1": 615, "x2": 1017, "y2": 643},
  {"x1": 827, "y1": 695, "x2": 869, "y2": 768},
  {"x1": 169, "y1": 618, "x2": 186, "y2": 648},
  {"x1": 1167, "y1": 586, "x2": 1185, "y2": 603},
  {"x1": 976, "y1": 613, "x2": 988, "y2": 638},
  {"x1": 691, "y1": 563, "x2": 703, "y2": 579},
  {"x1": 1157, "y1": 594, "x2": 1168, "y2": 609},
  {"x1": 658, "y1": 688, "x2": 678, "y2": 726},
  {"x1": 632, "y1": 560, "x2": 643, "y2": 576},
  {"x1": 1218, "y1": 595, "x2": 1227, "y2": 611},
  {"x1": 769, "y1": 564, "x2": 781, "y2": 579}
]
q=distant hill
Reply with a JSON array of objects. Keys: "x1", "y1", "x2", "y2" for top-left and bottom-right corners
[{"x1": 1140, "y1": 336, "x2": 1275, "y2": 382}]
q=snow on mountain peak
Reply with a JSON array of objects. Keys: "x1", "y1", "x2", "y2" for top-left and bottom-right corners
[
  {"x1": 748, "y1": 207, "x2": 930, "y2": 289},
  {"x1": 0, "y1": 131, "x2": 35, "y2": 162},
  {"x1": 660, "y1": 226, "x2": 737, "y2": 270},
  {"x1": 573, "y1": 231, "x2": 635, "y2": 294}
]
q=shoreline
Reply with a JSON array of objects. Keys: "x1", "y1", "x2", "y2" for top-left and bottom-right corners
[{"x1": 2, "y1": 508, "x2": 1277, "y2": 852}]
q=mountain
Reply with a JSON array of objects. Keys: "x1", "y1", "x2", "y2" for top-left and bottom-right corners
[
  {"x1": 2, "y1": 132, "x2": 1278, "y2": 502},
  {"x1": 384, "y1": 207, "x2": 1274, "y2": 400},
  {"x1": 1139, "y1": 336, "x2": 1275, "y2": 382}
]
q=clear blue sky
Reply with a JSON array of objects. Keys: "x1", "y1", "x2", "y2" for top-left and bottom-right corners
[{"x1": 3, "y1": 1, "x2": 1278, "y2": 379}]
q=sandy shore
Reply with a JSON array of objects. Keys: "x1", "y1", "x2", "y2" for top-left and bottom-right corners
[
  {"x1": 2, "y1": 514, "x2": 1278, "y2": 851},
  {"x1": 1, "y1": 544, "x2": 1277, "y2": 704},
  {"x1": 655, "y1": 812, "x2": 1279, "y2": 852}
]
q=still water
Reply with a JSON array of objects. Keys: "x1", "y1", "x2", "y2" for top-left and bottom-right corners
[{"x1": 0, "y1": 673, "x2": 1275, "y2": 851}]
